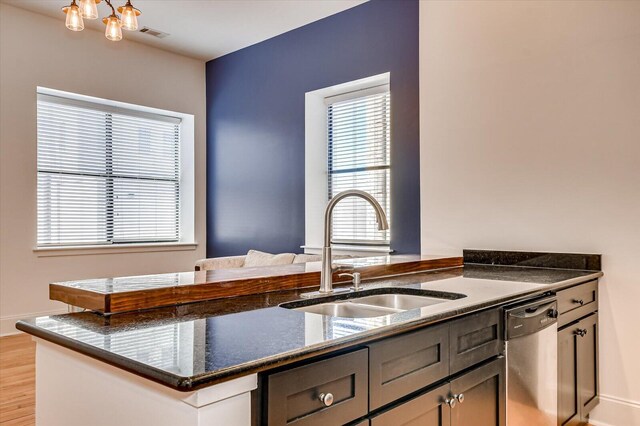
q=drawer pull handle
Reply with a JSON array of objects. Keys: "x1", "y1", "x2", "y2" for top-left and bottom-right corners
[
  {"x1": 573, "y1": 299, "x2": 585, "y2": 305},
  {"x1": 456, "y1": 393, "x2": 465, "y2": 404},
  {"x1": 574, "y1": 328, "x2": 588, "y2": 337},
  {"x1": 445, "y1": 397, "x2": 457, "y2": 408},
  {"x1": 318, "y1": 392, "x2": 334, "y2": 407}
]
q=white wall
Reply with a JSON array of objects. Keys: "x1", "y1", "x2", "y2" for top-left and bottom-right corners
[
  {"x1": 0, "y1": 4, "x2": 206, "y2": 334},
  {"x1": 419, "y1": 1, "x2": 640, "y2": 424}
]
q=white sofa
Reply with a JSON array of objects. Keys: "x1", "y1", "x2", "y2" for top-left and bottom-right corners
[{"x1": 195, "y1": 250, "x2": 354, "y2": 271}]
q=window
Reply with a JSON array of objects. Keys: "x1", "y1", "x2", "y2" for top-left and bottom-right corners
[
  {"x1": 326, "y1": 86, "x2": 391, "y2": 246},
  {"x1": 37, "y1": 92, "x2": 183, "y2": 247}
]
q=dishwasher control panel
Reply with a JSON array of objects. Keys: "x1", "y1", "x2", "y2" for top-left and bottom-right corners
[{"x1": 504, "y1": 296, "x2": 558, "y2": 340}]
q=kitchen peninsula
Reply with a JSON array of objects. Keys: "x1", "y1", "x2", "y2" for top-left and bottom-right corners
[{"x1": 17, "y1": 251, "x2": 602, "y2": 426}]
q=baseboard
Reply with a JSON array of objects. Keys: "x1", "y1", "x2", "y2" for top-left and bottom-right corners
[
  {"x1": 589, "y1": 394, "x2": 640, "y2": 426},
  {"x1": 0, "y1": 309, "x2": 67, "y2": 336}
]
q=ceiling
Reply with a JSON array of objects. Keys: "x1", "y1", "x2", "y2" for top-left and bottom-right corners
[{"x1": 2, "y1": 0, "x2": 367, "y2": 61}]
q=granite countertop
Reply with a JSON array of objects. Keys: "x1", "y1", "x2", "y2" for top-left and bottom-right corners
[{"x1": 16, "y1": 261, "x2": 602, "y2": 391}]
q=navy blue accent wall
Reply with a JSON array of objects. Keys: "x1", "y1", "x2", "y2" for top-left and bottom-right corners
[{"x1": 206, "y1": 0, "x2": 420, "y2": 257}]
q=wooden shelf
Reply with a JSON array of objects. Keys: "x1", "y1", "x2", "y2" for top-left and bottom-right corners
[{"x1": 49, "y1": 255, "x2": 463, "y2": 315}]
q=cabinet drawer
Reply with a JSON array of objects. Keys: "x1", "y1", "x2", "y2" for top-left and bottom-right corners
[
  {"x1": 557, "y1": 281, "x2": 598, "y2": 327},
  {"x1": 368, "y1": 323, "x2": 449, "y2": 410},
  {"x1": 266, "y1": 349, "x2": 368, "y2": 426},
  {"x1": 450, "y1": 308, "x2": 502, "y2": 374}
]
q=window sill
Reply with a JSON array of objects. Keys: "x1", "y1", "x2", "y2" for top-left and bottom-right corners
[
  {"x1": 34, "y1": 242, "x2": 198, "y2": 257},
  {"x1": 301, "y1": 245, "x2": 394, "y2": 255}
]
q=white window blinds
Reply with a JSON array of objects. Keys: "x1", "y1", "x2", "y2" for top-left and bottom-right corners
[
  {"x1": 327, "y1": 87, "x2": 391, "y2": 245},
  {"x1": 37, "y1": 93, "x2": 181, "y2": 247}
]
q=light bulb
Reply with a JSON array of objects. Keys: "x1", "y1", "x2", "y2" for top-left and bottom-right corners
[
  {"x1": 79, "y1": 0, "x2": 98, "y2": 20},
  {"x1": 104, "y1": 15, "x2": 122, "y2": 41},
  {"x1": 118, "y1": 1, "x2": 140, "y2": 31},
  {"x1": 64, "y1": 1, "x2": 84, "y2": 32}
]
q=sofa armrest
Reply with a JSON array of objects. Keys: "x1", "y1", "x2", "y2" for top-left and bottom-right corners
[{"x1": 195, "y1": 255, "x2": 246, "y2": 271}]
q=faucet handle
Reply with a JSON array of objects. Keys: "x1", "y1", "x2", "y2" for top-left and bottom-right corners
[
  {"x1": 333, "y1": 264, "x2": 354, "y2": 273},
  {"x1": 338, "y1": 272, "x2": 362, "y2": 291}
]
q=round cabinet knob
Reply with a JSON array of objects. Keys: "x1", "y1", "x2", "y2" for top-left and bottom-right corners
[
  {"x1": 318, "y1": 392, "x2": 334, "y2": 407},
  {"x1": 446, "y1": 397, "x2": 457, "y2": 408},
  {"x1": 548, "y1": 309, "x2": 559, "y2": 319},
  {"x1": 456, "y1": 393, "x2": 465, "y2": 404},
  {"x1": 573, "y1": 299, "x2": 585, "y2": 305}
]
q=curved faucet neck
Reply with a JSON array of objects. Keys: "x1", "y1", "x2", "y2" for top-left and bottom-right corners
[
  {"x1": 323, "y1": 189, "x2": 389, "y2": 247},
  {"x1": 317, "y1": 190, "x2": 389, "y2": 294}
]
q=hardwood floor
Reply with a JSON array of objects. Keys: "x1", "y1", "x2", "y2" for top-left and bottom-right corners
[{"x1": 0, "y1": 334, "x2": 35, "y2": 426}]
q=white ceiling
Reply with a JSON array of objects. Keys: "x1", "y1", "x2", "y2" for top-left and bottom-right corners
[{"x1": 2, "y1": 0, "x2": 367, "y2": 61}]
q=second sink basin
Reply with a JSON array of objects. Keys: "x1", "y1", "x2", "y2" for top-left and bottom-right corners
[{"x1": 281, "y1": 287, "x2": 466, "y2": 318}]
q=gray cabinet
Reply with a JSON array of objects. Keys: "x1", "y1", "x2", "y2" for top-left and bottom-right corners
[
  {"x1": 265, "y1": 349, "x2": 368, "y2": 426},
  {"x1": 577, "y1": 314, "x2": 599, "y2": 418},
  {"x1": 370, "y1": 383, "x2": 451, "y2": 426},
  {"x1": 370, "y1": 358, "x2": 505, "y2": 426},
  {"x1": 263, "y1": 307, "x2": 504, "y2": 426},
  {"x1": 367, "y1": 307, "x2": 502, "y2": 412},
  {"x1": 450, "y1": 358, "x2": 505, "y2": 426},
  {"x1": 557, "y1": 280, "x2": 599, "y2": 426},
  {"x1": 558, "y1": 325, "x2": 579, "y2": 425},
  {"x1": 557, "y1": 280, "x2": 598, "y2": 328},
  {"x1": 449, "y1": 308, "x2": 503, "y2": 375},
  {"x1": 368, "y1": 323, "x2": 449, "y2": 410}
]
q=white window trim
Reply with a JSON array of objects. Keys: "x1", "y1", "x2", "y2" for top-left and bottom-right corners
[
  {"x1": 304, "y1": 73, "x2": 391, "y2": 255},
  {"x1": 34, "y1": 242, "x2": 198, "y2": 257},
  {"x1": 34, "y1": 87, "x2": 196, "y2": 255}
]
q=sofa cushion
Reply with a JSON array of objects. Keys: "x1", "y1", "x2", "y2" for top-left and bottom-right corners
[
  {"x1": 195, "y1": 255, "x2": 245, "y2": 271},
  {"x1": 293, "y1": 254, "x2": 322, "y2": 263},
  {"x1": 243, "y1": 250, "x2": 295, "y2": 267},
  {"x1": 293, "y1": 254, "x2": 359, "y2": 263}
]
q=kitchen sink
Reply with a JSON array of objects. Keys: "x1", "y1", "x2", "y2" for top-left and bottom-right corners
[
  {"x1": 280, "y1": 288, "x2": 466, "y2": 318},
  {"x1": 351, "y1": 294, "x2": 445, "y2": 310},
  {"x1": 296, "y1": 302, "x2": 399, "y2": 318}
]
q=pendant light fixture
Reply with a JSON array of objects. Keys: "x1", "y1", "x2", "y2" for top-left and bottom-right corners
[
  {"x1": 103, "y1": 14, "x2": 122, "y2": 41},
  {"x1": 62, "y1": 0, "x2": 140, "y2": 41},
  {"x1": 62, "y1": 0, "x2": 84, "y2": 32},
  {"x1": 118, "y1": 0, "x2": 140, "y2": 31},
  {"x1": 79, "y1": 0, "x2": 99, "y2": 20}
]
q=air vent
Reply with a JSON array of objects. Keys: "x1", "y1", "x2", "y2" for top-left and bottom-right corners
[{"x1": 139, "y1": 27, "x2": 169, "y2": 39}]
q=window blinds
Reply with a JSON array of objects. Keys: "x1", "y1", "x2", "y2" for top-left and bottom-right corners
[
  {"x1": 37, "y1": 93, "x2": 181, "y2": 247},
  {"x1": 327, "y1": 88, "x2": 391, "y2": 245}
]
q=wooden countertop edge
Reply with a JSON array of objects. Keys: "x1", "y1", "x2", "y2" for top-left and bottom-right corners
[{"x1": 50, "y1": 256, "x2": 463, "y2": 314}]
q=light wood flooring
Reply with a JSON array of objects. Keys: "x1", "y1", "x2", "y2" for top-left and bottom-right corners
[{"x1": 0, "y1": 334, "x2": 35, "y2": 426}]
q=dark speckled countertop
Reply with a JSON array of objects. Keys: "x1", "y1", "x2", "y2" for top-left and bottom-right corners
[{"x1": 17, "y1": 261, "x2": 602, "y2": 391}]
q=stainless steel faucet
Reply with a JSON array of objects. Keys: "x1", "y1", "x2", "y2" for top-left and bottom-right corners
[{"x1": 303, "y1": 190, "x2": 389, "y2": 298}]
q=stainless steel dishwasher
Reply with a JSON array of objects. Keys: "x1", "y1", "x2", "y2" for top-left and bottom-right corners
[{"x1": 504, "y1": 296, "x2": 558, "y2": 426}]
